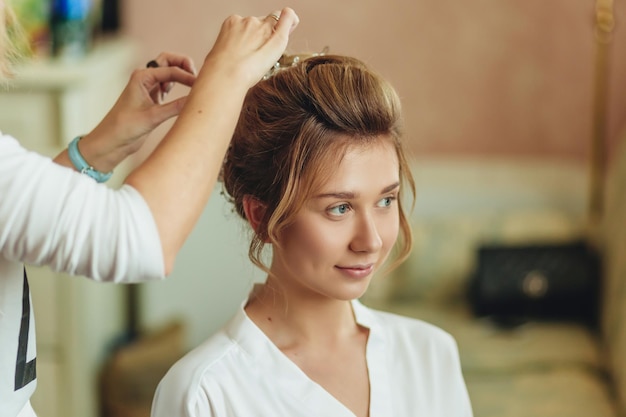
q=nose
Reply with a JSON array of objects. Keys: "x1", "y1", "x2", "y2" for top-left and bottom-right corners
[{"x1": 349, "y1": 212, "x2": 383, "y2": 253}]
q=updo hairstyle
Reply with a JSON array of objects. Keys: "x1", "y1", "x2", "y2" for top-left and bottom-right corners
[{"x1": 221, "y1": 54, "x2": 416, "y2": 272}]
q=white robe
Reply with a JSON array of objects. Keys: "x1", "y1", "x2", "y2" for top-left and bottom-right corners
[{"x1": 151, "y1": 296, "x2": 474, "y2": 417}]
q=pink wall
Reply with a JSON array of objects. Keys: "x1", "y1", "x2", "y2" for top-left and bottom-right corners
[{"x1": 122, "y1": 0, "x2": 626, "y2": 164}]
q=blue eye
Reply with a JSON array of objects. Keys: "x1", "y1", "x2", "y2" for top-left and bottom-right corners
[
  {"x1": 377, "y1": 197, "x2": 394, "y2": 208},
  {"x1": 328, "y1": 203, "x2": 350, "y2": 216}
]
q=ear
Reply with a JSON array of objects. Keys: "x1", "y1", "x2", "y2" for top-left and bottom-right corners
[{"x1": 242, "y1": 195, "x2": 267, "y2": 235}]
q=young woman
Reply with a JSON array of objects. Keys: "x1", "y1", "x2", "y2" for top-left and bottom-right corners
[
  {"x1": 1, "y1": 4, "x2": 299, "y2": 416},
  {"x1": 151, "y1": 54, "x2": 473, "y2": 417}
]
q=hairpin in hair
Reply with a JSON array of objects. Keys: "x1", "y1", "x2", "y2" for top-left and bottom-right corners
[{"x1": 263, "y1": 46, "x2": 330, "y2": 80}]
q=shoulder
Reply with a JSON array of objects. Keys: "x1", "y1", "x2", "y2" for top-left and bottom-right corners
[
  {"x1": 362, "y1": 305, "x2": 466, "y2": 381},
  {"x1": 151, "y1": 320, "x2": 247, "y2": 417},
  {"x1": 364, "y1": 305, "x2": 459, "y2": 352},
  {"x1": 152, "y1": 330, "x2": 235, "y2": 417}
]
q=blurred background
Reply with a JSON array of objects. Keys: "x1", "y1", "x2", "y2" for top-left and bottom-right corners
[{"x1": 2, "y1": 1, "x2": 626, "y2": 417}]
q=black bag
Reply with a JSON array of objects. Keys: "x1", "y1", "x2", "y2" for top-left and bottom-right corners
[{"x1": 468, "y1": 241, "x2": 601, "y2": 326}]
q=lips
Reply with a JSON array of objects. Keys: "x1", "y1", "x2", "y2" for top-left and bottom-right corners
[{"x1": 335, "y1": 263, "x2": 375, "y2": 278}]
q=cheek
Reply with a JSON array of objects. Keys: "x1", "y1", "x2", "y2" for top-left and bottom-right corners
[
  {"x1": 381, "y1": 212, "x2": 401, "y2": 249},
  {"x1": 282, "y1": 221, "x2": 335, "y2": 258}
]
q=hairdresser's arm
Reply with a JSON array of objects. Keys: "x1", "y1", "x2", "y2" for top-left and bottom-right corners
[
  {"x1": 53, "y1": 52, "x2": 197, "y2": 172},
  {"x1": 126, "y1": 8, "x2": 298, "y2": 274}
]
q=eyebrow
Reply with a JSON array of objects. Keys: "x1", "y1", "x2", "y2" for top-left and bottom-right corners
[{"x1": 314, "y1": 181, "x2": 400, "y2": 199}]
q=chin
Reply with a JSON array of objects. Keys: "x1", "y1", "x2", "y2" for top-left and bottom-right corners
[{"x1": 332, "y1": 280, "x2": 372, "y2": 301}]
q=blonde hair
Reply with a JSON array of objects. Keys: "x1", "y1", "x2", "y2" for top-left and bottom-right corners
[
  {"x1": 0, "y1": 3, "x2": 27, "y2": 79},
  {"x1": 221, "y1": 54, "x2": 416, "y2": 274}
]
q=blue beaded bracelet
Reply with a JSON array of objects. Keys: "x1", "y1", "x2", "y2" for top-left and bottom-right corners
[{"x1": 67, "y1": 136, "x2": 113, "y2": 183}]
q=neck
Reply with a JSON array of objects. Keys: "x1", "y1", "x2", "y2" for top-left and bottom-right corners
[{"x1": 245, "y1": 278, "x2": 361, "y2": 350}]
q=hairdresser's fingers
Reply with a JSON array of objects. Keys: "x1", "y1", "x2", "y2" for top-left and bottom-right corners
[
  {"x1": 148, "y1": 96, "x2": 189, "y2": 125},
  {"x1": 143, "y1": 66, "x2": 196, "y2": 103},
  {"x1": 150, "y1": 52, "x2": 197, "y2": 75},
  {"x1": 145, "y1": 52, "x2": 197, "y2": 102},
  {"x1": 214, "y1": 14, "x2": 271, "y2": 52},
  {"x1": 259, "y1": 8, "x2": 299, "y2": 59},
  {"x1": 263, "y1": 10, "x2": 282, "y2": 23},
  {"x1": 202, "y1": 9, "x2": 298, "y2": 86},
  {"x1": 146, "y1": 67, "x2": 196, "y2": 90},
  {"x1": 245, "y1": 8, "x2": 299, "y2": 81},
  {"x1": 271, "y1": 7, "x2": 299, "y2": 36}
]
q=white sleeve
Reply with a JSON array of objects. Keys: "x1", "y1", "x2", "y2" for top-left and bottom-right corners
[
  {"x1": 151, "y1": 347, "x2": 228, "y2": 417},
  {"x1": 446, "y1": 336, "x2": 474, "y2": 417},
  {"x1": 0, "y1": 134, "x2": 165, "y2": 282},
  {"x1": 151, "y1": 371, "x2": 217, "y2": 417}
]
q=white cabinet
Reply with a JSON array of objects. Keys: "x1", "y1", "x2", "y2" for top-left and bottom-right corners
[{"x1": 0, "y1": 38, "x2": 137, "y2": 417}]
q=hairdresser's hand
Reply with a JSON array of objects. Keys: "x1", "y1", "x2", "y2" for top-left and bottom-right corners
[
  {"x1": 201, "y1": 7, "x2": 299, "y2": 88},
  {"x1": 56, "y1": 52, "x2": 197, "y2": 173}
]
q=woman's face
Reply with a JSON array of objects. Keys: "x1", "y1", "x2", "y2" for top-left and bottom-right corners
[{"x1": 270, "y1": 137, "x2": 400, "y2": 301}]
